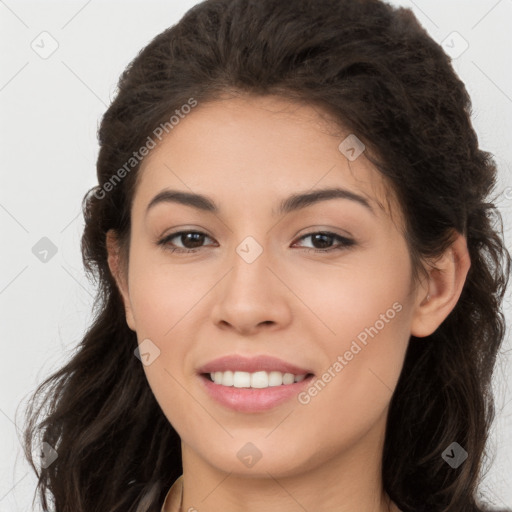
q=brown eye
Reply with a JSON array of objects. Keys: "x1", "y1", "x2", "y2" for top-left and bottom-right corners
[
  {"x1": 157, "y1": 230, "x2": 355, "y2": 255},
  {"x1": 293, "y1": 232, "x2": 355, "y2": 253},
  {"x1": 176, "y1": 232, "x2": 207, "y2": 249},
  {"x1": 158, "y1": 231, "x2": 215, "y2": 253}
]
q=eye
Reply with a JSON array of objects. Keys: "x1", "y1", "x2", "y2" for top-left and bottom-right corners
[
  {"x1": 292, "y1": 231, "x2": 355, "y2": 253},
  {"x1": 157, "y1": 231, "x2": 216, "y2": 253},
  {"x1": 157, "y1": 230, "x2": 355, "y2": 254}
]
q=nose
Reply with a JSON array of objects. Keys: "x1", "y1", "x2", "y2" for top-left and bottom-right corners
[{"x1": 210, "y1": 242, "x2": 293, "y2": 336}]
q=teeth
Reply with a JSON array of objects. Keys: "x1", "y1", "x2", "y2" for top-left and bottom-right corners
[
  {"x1": 209, "y1": 370, "x2": 308, "y2": 388},
  {"x1": 251, "y1": 371, "x2": 268, "y2": 388}
]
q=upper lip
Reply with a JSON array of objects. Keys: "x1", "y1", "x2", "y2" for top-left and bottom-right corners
[{"x1": 197, "y1": 355, "x2": 313, "y2": 375}]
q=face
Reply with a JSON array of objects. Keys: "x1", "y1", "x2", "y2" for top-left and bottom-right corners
[{"x1": 111, "y1": 94, "x2": 427, "y2": 479}]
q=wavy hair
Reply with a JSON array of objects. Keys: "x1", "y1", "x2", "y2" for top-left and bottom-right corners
[{"x1": 19, "y1": 0, "x2": 511, "y2": 511}]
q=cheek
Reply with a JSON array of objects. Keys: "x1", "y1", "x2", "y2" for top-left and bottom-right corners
[
  {"x1": 127, "y1": 259, "x2": 204, "y2": 430},
  {"x1": 294, "y1": 246, "x2": 413, "y2": 420},
  {"x1": 127, "y1": 250, "x2": 199, "y2": 338},
  {"x1": 292, "y1": 301, "x2": 411, "y2": 463},
  {"x1": 289, "y1": 242, "x2": 412, "y2": 347}
]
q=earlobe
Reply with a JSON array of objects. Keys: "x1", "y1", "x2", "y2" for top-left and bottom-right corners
[
  {"x1": 106, "y1": 230, "x2": 137, "y2": 331},
  {"x1": 411, "y1": 232, "x2": 471, "y2": 338}
]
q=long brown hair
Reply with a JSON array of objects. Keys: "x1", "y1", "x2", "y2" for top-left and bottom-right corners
[{"x1": 20, "y1": 1, "x2": 511, "y2": 511}]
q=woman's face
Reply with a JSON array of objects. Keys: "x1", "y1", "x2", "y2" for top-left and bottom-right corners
[{"x1": 113, "y1": 95, "x2": 428, "y2": 478}]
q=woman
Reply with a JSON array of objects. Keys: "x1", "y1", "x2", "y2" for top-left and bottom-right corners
[{"x1": 21, "y1": 0, "x2": 511, "y2": 511}]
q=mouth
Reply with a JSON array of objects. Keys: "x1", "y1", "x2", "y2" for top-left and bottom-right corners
[{"x1": 196, "y1": 354, "x2": 315, "y2": 412}]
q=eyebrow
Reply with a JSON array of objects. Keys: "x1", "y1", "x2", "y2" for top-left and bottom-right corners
[{"x1": 145, "y1": 187, "x2": 375, "y2": 217}]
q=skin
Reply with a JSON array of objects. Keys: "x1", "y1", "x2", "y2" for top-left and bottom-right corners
[{"x1": 107, "y1": 94, "x2": 471, "y2": 512}]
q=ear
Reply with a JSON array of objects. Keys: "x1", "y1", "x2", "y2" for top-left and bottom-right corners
[
  {"x1": 411, "y1": 232, "x2": 471, "y2": 338},
  {"x1": 106, "y1": 229, "x2": 136, "y2": 331}
]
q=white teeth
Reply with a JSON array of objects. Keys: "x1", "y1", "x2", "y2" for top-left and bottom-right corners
[
  {"x1": 221, "y1": 370, "x2": 234, "y2": 386},
  {"x1": 208, "y1": 370, "x2": 308, "y2": 388},
  {"x1": 233, "y1": 371, "x2": 251, "y2": 388},
  {"x1": 251, "y1": 371, "x2": 268, "y2": 388},
  {"x1": 282, "y1": 372, "x2": 295, "y2": 385},
  {"x1": 268, "y1": 371, "x2": 283, "y2": 387}
]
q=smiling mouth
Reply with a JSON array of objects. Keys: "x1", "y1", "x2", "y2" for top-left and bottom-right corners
[{"x1": 202, "y1": 370, "x2": 315, "y2": 389}]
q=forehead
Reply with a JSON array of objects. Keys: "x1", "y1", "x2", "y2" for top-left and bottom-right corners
[{"x1": 133, "y1": 94, "x2": 400, "y2": 224}]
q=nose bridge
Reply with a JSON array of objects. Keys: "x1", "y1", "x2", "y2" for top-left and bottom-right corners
[
  {"x1": 226, "y1": 232, "x2": 272, "y2": 295},
  {"x1": 210, "y1": 228, "x2": 291, "y2": 333},
  {"x1": 235, "y1": 234, "x2": 267, "y2": 267}
]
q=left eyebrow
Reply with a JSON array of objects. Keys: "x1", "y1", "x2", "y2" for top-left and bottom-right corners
[
  {"x1": 276, "y1": 187, "x2": 375, "y2": 216},
  {"x1": 145, "y1": 187, "x2": 375, "y2": 217}
]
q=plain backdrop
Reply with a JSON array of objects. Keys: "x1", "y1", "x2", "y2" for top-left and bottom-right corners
[{"x1": 1, "y1": 1, "x2": 511, "y2": 510}]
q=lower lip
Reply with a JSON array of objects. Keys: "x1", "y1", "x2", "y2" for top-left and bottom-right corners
[{"x1": 199, "y1": 374, "x2": 314, "y2": 413}]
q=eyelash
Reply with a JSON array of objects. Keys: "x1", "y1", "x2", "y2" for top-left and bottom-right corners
[{"x1": 157, "y1": 230, "x2": 356, "y2": 254}]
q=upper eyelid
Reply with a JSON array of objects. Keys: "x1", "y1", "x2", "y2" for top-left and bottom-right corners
[{"x1": 160, "y1": 230, "x2": 353, "y2": 246}]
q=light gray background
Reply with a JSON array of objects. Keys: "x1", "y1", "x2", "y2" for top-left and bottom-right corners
[{"x1": 1, "y1": 1, "x2": 511, "y2": 510}]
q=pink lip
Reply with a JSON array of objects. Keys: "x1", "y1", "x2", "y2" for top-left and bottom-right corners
[
  {"x1": 199, "y1": 374, "x2": 314, "y2": 413},
  {"x1": 196, "y1": 355, "x2": 314, "y2": 413},
  {"x1": 196, "y1": 355, "x2": 312, "y2": 375}
]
